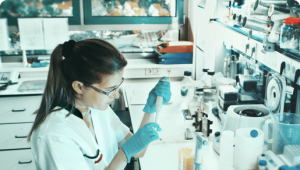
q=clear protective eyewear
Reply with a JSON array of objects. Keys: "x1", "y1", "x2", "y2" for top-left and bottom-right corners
[{"x1": 86, "y1": 77, "x2": 124, "y2": 97}]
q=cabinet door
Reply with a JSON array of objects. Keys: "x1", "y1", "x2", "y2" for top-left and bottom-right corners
[
  {"x1": 0, "y1": 123, "x2": 33, "y2": 150},
  {"x1": 0, "y1": 96, "x2": 42, "y2": 124},
  {"x1": 0, "y1": 149, "x2": 36, "y2": 170}
]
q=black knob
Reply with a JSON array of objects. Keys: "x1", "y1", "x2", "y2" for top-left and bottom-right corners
[{"x1": 215, "y1": 131, "x2": 220, "y2": 137}]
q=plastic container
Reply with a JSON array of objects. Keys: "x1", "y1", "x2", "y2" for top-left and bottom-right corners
[
  {"x1": 181, "y1": 71, "x2": 194, "y2": 101},
  {"x1": 188, "y1": 95, "x2": 202, "y2": 114},
  {"x1": 224, "y1": 54, "x2": 230, "y2": 77},
  {"x1": 280, "y1": 17, "x2": 300, "y2": 50},
  {"x1": 283, "y1": 145, "x2": 300, "y2": 166},
  {"x1": 220, "y1": 131, "x2": 234, "y2": 169},
  {"x1": 200, "y1": 69, "x2": 209, "y2": 84},
  {"x1": 264, "y1": 113, "x2": 300, "y2": 155},
  {"x1": 234, "y1": 128, "x2": 264, "y2": 170}
]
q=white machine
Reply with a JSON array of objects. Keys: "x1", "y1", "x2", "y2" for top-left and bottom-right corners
[
  {"x1": 213, "y1": 104, "x2": 271, "y2": 154},
  {"x1": 265, "y1": 73, "x2": 293, "y2": 114}
]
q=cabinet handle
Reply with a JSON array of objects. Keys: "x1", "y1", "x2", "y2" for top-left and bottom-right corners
[
  {"x1": 12, "y1": 109, "x2": 26, "y2": 112},
  {"x1": 15, "y1": 135, "x2": 28, "y2": 138},
  {"x1": 18, "y1": 160, "x2": 32, "y2": 164}
]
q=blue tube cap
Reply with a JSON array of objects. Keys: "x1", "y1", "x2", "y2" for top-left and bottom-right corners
[
  {"x1": 259, "y1": 160, "x2": 267, "y2": 166},
  {"x1": 296, "y1": 164, "x2": 300, "y2": 169},
  {"x1": 250, "y1": 130, "x2": 258, "y2": 138},
  {"x1": 280, "y1": 165, "x2": 290, "y2": 170}
]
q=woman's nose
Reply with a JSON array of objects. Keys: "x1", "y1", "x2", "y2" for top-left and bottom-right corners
[{"x1": 110, "y1": 90, "x2": 119, "y2": 99}]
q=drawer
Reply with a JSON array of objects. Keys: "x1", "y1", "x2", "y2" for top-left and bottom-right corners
[
  {"x1": 0, "y1": 149, "x2": 36, "y2": 170},
  {"x1": 0, "y1": 96, "x2": 42, "y2": 124},
  {"x1": 0, "y1": 123, "x2": 32, "y2": 150}
]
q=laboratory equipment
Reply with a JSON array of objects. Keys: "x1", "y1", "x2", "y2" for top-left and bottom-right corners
[
  {"x1": 181, "y1": 71, "x2": 194, "y2": 100},
  {"x1": 223, "y1": 105, "x2": 270, "y2": 134},
  {"x1": 239, "y1": 75, "x2": 258, "y2": 91},
  {"x1": 0, "y1": 71, "x2": 20, "y2": 85},
  {"x1": 197, "y1": 117, "x2": 213, "y2": 137},
  {"x1": 265, "y1": 73, "x2": 294, "y2": 114},
  {"x1": 258, "y1": 150, "x2": 286, "y2": 170},
  {"x1": 200, "y1": 69, "x2": 209, "y2": 84},
  {"x1": 155, "y1": 78, "x2": 165, "y2": 124},
  {"x1": 188, "y1": 96, "x2": 202, "y2": 114},
  {"x1": 234, "y1": 128, "x2": 264, "y2": 170},
  {"x1": 216, "y1": 77, "x2": 236, "y2": 87},
  {"x1": 193, "y1": 132, "x2": 208, "y2": 170},
  {"x1": 178, "y1": 147, "x2": 194, "y2": 170},
  {"x1": 182, "y1": 109, "x2": 193, "y2": 140},
  {"x1": 219, "y1": 85, "x2": 238, "y2": 101},
  {"x1": 17, "y1": 80, "x2": 47, "y2": 92},
  {"x1": 242, "y1": 17, "x2": 273, "y2": 33},
  {"x1": 223, "y1": 54, "x2": 230, "y2": 77},
  {"x1": 268, "y1": 14, "x2": 291, "y2": 43},
  {"x1": 264, "y1": 113, "x2": 300, "y2": 155},
  {"x1": 220, "y1": 131, "x2": 234, "y2": 169},
  {"x1": 282, "y1": 145, "x2": 300, "y2": 166},
  {"x1": 280, "y1": 17, "x2": 300, "y2": 50},
  {"x1": 218, "y1": 98, "x2": 238, "y2": 111},
  {"x1": 223, "y1": 55, "x2": 239, "y2": 79},
  {"x1": 238, "y1": 88, "x2": 258, "y2": 104}
]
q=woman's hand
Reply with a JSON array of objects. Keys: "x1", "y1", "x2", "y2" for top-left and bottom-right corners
[
  {"x1": 121, "y1": 123, "x2": 161, "y2": 163},
  {"x1": 143, "y1": 77, "x2": 171, "y2": 113}
]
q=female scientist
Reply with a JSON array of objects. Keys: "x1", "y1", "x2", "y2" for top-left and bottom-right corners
[{"x1": 28, "y1": 38, "x2": 171, "y2": 170}]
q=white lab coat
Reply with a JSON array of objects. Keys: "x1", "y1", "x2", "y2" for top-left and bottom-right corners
[{"x1": 30, "y1": 106, "x2": 130, "y2": 170}]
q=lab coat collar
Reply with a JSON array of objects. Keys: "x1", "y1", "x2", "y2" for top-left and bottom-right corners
[{"x1": 59, "y1": 102, "x2": 83, "y2": 119}]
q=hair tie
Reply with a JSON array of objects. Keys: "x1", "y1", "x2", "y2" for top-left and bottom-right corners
[{"x1": 62, "y1": 40, "x2": 76, "y2": 59}]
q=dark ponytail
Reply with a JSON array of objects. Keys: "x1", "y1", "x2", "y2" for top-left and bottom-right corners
[{"x1": 28, "y1": 38, "x2": 127, "y2": 141}]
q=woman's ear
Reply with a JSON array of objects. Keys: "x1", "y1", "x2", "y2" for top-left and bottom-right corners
[{"x1": 72, "y1": 81, "x2": 84, "y2": 95}]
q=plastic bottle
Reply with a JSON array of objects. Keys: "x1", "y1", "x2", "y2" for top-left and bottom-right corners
[
  {"x1": 203, "y1": 71, "x2": 217, "y2": 107},
  {"x1": 180, "y1": 71, "x2": 194, "y2": 101},
  {"x1": 200, "y1": 68, "x2": 209, "y2": 84},
  {"x1": 220, "y1": 131, "x2": 235, "y2": 169},
  {"x1": 188, "y1": 95, "x2": 202, "y2": 114}
]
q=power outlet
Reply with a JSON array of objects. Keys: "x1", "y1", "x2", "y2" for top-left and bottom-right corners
[
  {"x1": 145, "y1": 68, "x2": 153, "y2": 75},
  {"x1": 153, "y1": 68, "x2": 160, "y2": 75}
]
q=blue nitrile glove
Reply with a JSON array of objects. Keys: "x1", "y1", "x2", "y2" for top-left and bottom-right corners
[
  {"x1": 143, "y1": 77, "x2": 171, "y2": 113},
  {"x1": 121, "y1": 123, "x2": 161, "y2": 163}
]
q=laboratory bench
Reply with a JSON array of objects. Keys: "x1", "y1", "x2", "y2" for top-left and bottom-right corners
[{"x1": 124, "y1": 81, "x2": 222, "y2": 170}]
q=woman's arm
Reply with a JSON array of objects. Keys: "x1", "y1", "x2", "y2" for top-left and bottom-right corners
[
  {"x1": 118, "y1": 112, "x2": 155, "y2": 158},
  {"x1": 105, "y1": 149, "x2": 127, "y2": 170}
]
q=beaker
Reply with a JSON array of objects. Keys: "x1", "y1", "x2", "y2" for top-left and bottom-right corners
[{"x1": 264, "y1": 113, "x2": 300, "y2": 154}]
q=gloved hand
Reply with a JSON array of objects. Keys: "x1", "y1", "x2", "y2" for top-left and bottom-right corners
[
  {"x1": 121, "y1": 123, "x2": 161, "y2": 163},
  {"x1": 143, "y1": 77, "x2": 171, "y2": 113}
]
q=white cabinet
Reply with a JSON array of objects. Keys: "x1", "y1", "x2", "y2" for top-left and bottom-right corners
[
  {"x1": 0, "y1": 96, "x2": 42, "y2": 124},
  {"x1": 0, "y1": 123, "x2": 33, "y2": 150},
  {"x1": 0, "y1": 95, "x2": 42, "y2": 170},
  {"x1": 0, "y1": 149, "x2": 36, "y2": 170}
]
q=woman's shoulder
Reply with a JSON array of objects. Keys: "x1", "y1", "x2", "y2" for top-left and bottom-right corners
[{"x1": 32, "y1": 107, "x2": 78, "y2": 138}]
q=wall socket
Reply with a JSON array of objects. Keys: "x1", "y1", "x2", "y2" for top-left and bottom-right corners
[{"x1": 145, "y1": 68, "x2": 160, "y2": 75}]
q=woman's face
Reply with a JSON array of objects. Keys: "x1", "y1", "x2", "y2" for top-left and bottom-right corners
[{"x1": 78, "y1": 70, "x2": 124, "y2": 111}]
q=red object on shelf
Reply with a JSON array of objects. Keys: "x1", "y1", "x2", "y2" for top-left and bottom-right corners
[
  {"x1": 156, "y1": 41, "x2": 194, "y2": 53},
  {"x1": 283, "y1": 17, "x2": 300, "y2": 25}
]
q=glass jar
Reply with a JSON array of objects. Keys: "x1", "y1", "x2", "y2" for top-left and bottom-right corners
[{"x1": 280, "y1": 17, "x2": 300, "y2": 50}]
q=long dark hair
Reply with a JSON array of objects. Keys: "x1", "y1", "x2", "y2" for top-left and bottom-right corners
[{"x1": 28, "y1": 38, "x2": 127, "y2": 141}]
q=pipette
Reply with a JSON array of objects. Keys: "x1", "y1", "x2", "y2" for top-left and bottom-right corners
[{"x1": 155, "y1": 78, "x2": 165, "y2": 123}]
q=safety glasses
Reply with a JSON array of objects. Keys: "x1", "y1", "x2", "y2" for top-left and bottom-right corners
[{"x1": 86, "y1": 77, "x2": 124, "y2": 97}]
